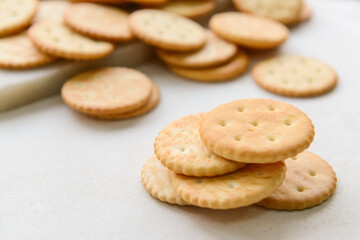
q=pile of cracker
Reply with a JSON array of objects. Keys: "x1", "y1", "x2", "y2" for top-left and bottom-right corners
[
  {"x1": 142, "y1": 99, "x2": 337, "y2": 210},
  {"x1": 0, "y1": 0, "x2": 216, "y2": 69},
  {"x1": 61, "y1": 67, "x2": 160, "y2": 120}
]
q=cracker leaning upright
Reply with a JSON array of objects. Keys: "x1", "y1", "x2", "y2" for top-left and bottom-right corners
[
  {"x1": 199, "y1": 99, "x2": 315, "y2": 163},
  {"x1": 129, "y1": 9, "x2": 206, "y2": 51}
]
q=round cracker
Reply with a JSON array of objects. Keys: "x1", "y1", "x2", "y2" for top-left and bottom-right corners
[
  {"x1": 154, "y1": 113, "x2": 247, "y2": 177},
  {"x1": 252, "y1": 55, "x2": 338, "y2": 97},
  {"x1": 172, "y1": 161, "x2": 286, "y2": 209},
  {"x1": 199, "y1": 99, "x2": 315, "y2": 163},
  {"x1": 142, "y1": 155, "x2": 187, "y2": 205},
  {"x1": 209, "y1": 12, "x2": 289, "y2": 49},
  {"x1": 70, "y1": 0, "x2": 127, "y2": 4},
  {"x1": 89, "y1": 82, "x2": 160, "y2": 120},
  {"x1": 233, "y1": 0, "x2": 302, "y2": 25},
  {"x1": 61, "y1": 67, "x2": 153, "y2": 115},
  {"x1": 28, "y1": 21, "x2": 114, "y2": 60},
  {"x1": 257, "y1": 151, "x2": 337, "y2": 210},
  {"x1": 297, "y1": 3, "x2": 312, "y2": 23},
  {"x1": 129, "y1": 9, "x2": 206, "y2": 51},
  {"x1": 0, "y1": 32, "x2": 55, "y2": 69},
  {"x1": 0, "y1": 0, "x2": 38, "y2": 37},
  {"x1": 64, "y1": 3, "x2": 133, "y2": 42},
  {"x1": 33, "y1": 0, "x2": 70, "y2": 23},
  {"x1": 157, "y1": 0, "x2": 215, "y2": 19},
  {"x1": 157, "y1": 31, "x2": 237, "y2": 69},
  {"x1": 168, "y1": 50, "x2": 248, "y2": 82}
]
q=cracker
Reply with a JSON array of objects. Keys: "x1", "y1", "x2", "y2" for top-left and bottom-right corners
[
  {"x1": 252, "y1": 55, "x2": 338, "y2": 97},
  {"x1": 257, "y1": 151, "x2": 337, "y2": 210},
  {"x1": 0, "y1": 32, "x2": 55, "y2": 69},
  {"x1": 33, "y1": 0, "x2": 70, "y2": 23},
  {"x1": 70, "y1": 0, "x2": 127, "y2": 5},
  {"x1": 172, "y1": 161, "x2": 286, "y2": 209},
  {"x1": 199, "y1": 99, "x2": 315, "y2": 163},
  {"x1": 129, "y1": 9, "x2": 206, "y2": 51},
  {"x1": 233, "y1": 0, "x2": 302, "y2": 25},
  {"x1": 142, "y1": 155, "x2": 187, "y2": 205},
  {"x1": 128, "y1": 0, "x2": 168, "y2": 6},
  {"x1": 297, "y1": 4, "x2": 312, "y2": 23},
  {"x1": 89, "y1": 82, "x2": 160, "y2": 120},
  {"x1": 157, "y1": 31, "x2": 237, "y2": 69},
  {"x1": 168, "y1": 50, "x2": 248, "y2": 82},
  {"x1": 157, "y1": 0, "x2": 215, "y2": 19},
  {"x1": 154, "y1": 113, "x2": 246, "y2": 177},
  {"x1": 0, "y1": 0, "x2": 38, "y2": 37},
  {"x1": 209, "y1": 12, "x2": 289, "y2": 49},
  {"x1": 64, "y1": 3, "x2": 133, "y2": 42},
  {"x1": 28, "y1": 21, "x2": 114, "y2": 60},
  {"x1": 61, "y1": 67, "x2": 153, "y2": 115}
]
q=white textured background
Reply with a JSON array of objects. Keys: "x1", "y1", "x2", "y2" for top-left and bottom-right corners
[{"x1": 0, "y1": 0, "x2": 359, "y2": 239}]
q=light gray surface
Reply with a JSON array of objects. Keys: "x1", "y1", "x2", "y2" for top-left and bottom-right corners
[
  {"x1": 0, "y1": 1, "x2": 359, "y2": 239},
  {"x1": 0, "y1": 0, "x2": 232, "y2": 112}
]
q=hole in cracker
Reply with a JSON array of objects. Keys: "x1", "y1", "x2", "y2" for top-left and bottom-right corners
[
  {"x1": 219, "y1": 120, "x2": 227, "y2": 127},
  {"x1": 12, "y1": 11, "x2": 17, "y2": 16},
  {"x1": 251, "y1": 121, "x2": 259, "y2": 127},
  {"x1": 316, "y1": 68, "x2": 322, "y2": 73},
  {"x1": 268, "y1": 136, "x2": 275, "y2": 142},
  {"x1": 257, "y1": 171, "x2": 264, "y2": 176},
  {"x1": 237, "y1": 106, "x2": 244, "y2": 112},
  {"x1": 296, "y1": 186, "x2": 304, "y2": 192},
  {"x1": 234, "y1": 136, "x2": 242, "y2": 141},
  {"x1": 282, "y1": 79, "x2": 288, "y2": 84},
  {"x1": 309, "y1": 170, "x2": 316, "y2": 176},
  {"x1": 268, "y1": 105, "x2": 275, "y2": 111},
  {"x1": 180, "y1": 147, "x2": 186, "y2": 152},
  {"x1": 269, "y1": 70, "x2": 274, "y2": 75},
  {"x1": 45, "y1": 28, "x2": 51, "y2": 33},
  {"x1": 227, "y1": 182, "x2": 238, "y2": 188},
  {"x1": 53, "y1": 37, "x2": 59, "y2": 43},
  {"x1": 307, "y1": 78, "x2": 314, "y2": 83},
  {"x1": 284, "y1": 119, "x2": 292, "y2": 126},
  {"x1": 301, "y1": 59, "x2": 307, "y2": 64},
  {"x1": 292, "y1": 68, "x2": 298, "y2": 74},
  {"x1": 195, "y1": 178, "x2": 204, "y2": 183}
]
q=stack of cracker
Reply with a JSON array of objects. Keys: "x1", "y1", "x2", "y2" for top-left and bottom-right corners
[
  {"x1": 61, "y1": 67, "x2": 160, "y2": 120},
  {"x1": 142, "y1": 99, "x2": 337, "y2": 210}
]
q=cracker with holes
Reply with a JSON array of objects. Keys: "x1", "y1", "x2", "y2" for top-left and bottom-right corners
[
  {"x1": 209, "y1": 12, "x2": 289, "y2": 49},
  {"x1": 168, "y1": 50, "x2": 248, "y2": 82},
  {"x1": 252, "y1": 56, "x2": 338, "y2": 97},
  {"x1": 0, "y1": 32, "x2": 55, "y2": 69},
  {"x1": 33, "y1": 0, "x2": 70, "y2": 23},
  {"x1": 199, "y1": 99, "x2": 315, "y2": 163},
  {"x1": 172, "y1": 161, "x2": 286, "y2": 209},
  {"x1": 154, "y1": 113, "x2": 247, "y2": 177},
  {"x1": 157, "y1": 0, "x2": 215, "y2": 19},
  {"x1": 233, "y1": 0, "x2": 302, "y2": 25},
  {"x1": 61, "y1": 67, "x2": 153, "y2": 115},
  {"x1": 89, "y1": 82, "x2": 160, "y2": 120},
  {"x1": 257, "y1": 151, "x2": 337, "y2": 210},
  {"x1": 129, "y1": 9, "x2": 206, "y2": 51},
  {"x1": 157, "y1": 31, "x2": 237, "y2": 69},
  {"x1": 0, "y1": 0, "x2": 38, "y2": 37},
  {"x1": 64, "y1": 3, "x2": 133, "y2": 42},
  {"x1": 28, "y1": 21, "x2": 114, "y2": 60},
  {"x1": 142, "y1": 155, "x2": 188, "y2": 205}
]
